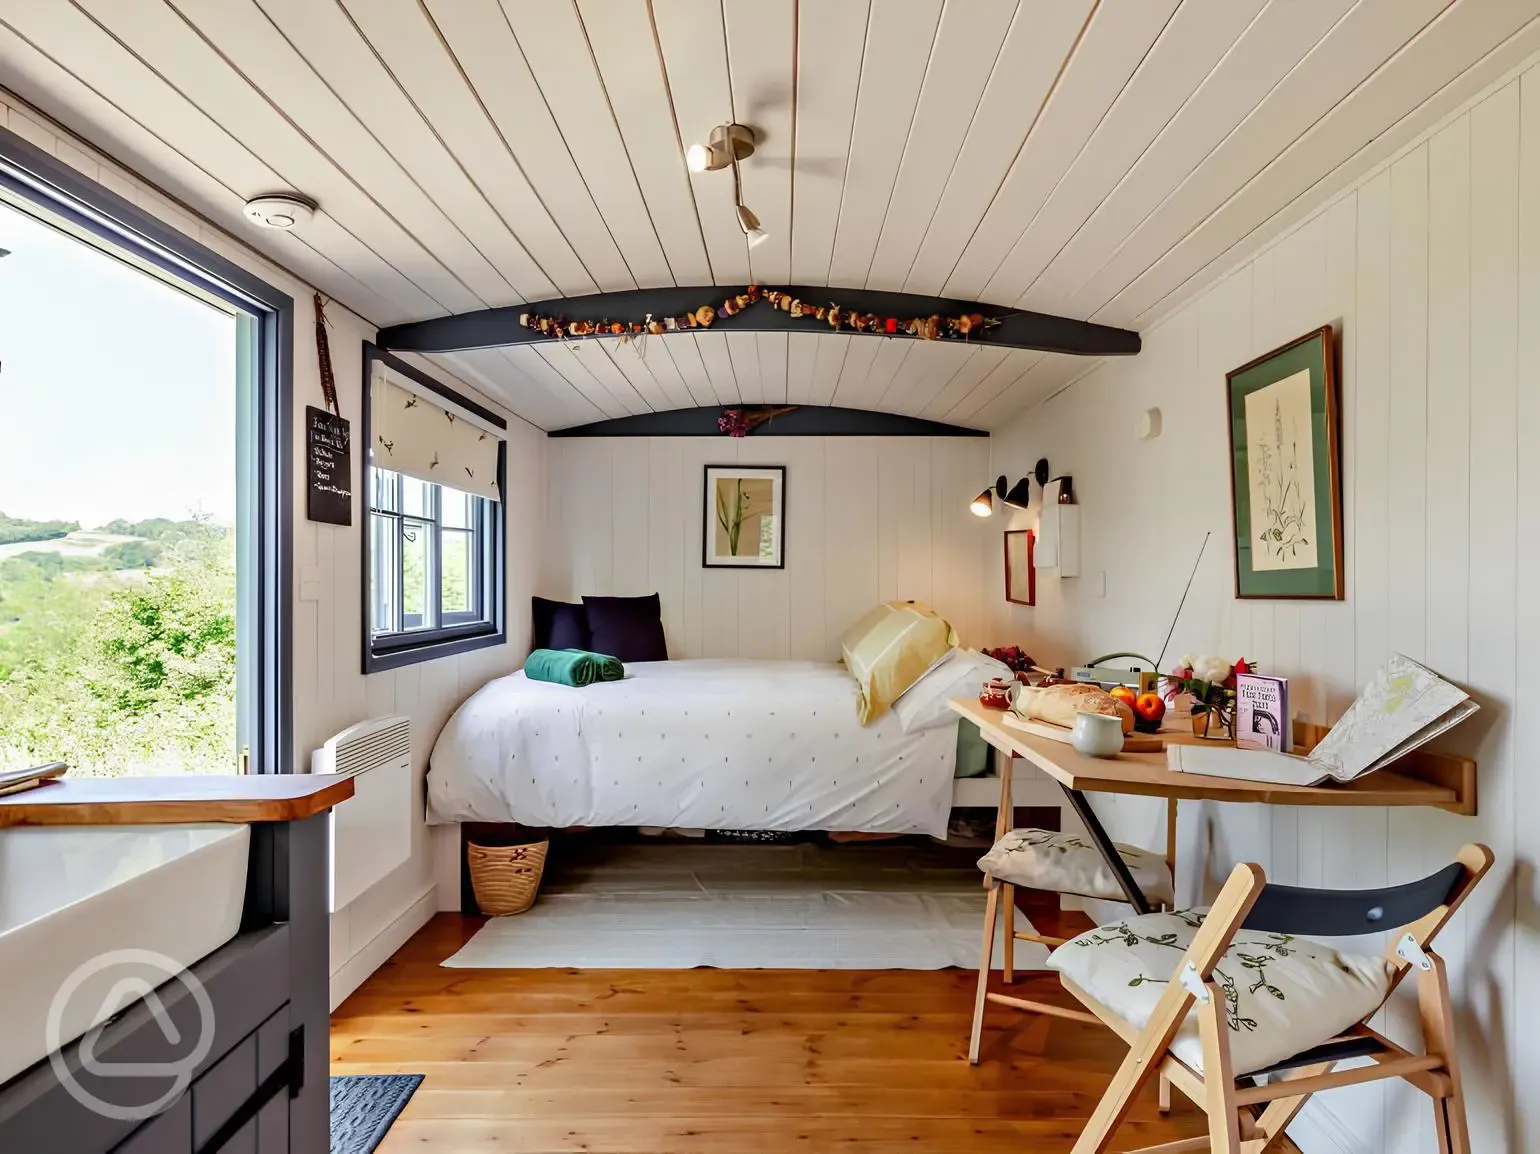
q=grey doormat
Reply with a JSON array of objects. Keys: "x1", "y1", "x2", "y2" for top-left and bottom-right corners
[{"x1": 330, "y1": 1074, "x2": 422, "y2": 1154}]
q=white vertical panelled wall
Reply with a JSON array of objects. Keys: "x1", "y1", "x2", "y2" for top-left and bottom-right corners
[
  {"x1": 988, "y1": 60, "x2": 1540, "y2": 1154},
  {"x1": 0, "y1": 94, "x2": 548, "y2": 1009},
  {"x1": 544, "y1": 436, "x2": 1005, "y2": 658}
]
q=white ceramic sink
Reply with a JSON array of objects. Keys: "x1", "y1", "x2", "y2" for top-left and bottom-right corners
[{"x1": 0, "y1": 823, "x2": 250, "y2": 1087}]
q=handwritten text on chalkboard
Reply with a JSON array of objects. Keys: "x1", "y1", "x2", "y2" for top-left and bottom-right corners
[{"x1": 306, "y1": 405, "x2": 352, "y2": 526}]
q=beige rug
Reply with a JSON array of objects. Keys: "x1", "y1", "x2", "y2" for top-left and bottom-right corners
[{"x1": 444, "y1": 841, "x2": 1049, "y2": 971}]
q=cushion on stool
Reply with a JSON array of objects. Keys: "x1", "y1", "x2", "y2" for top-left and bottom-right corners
[
  {"x1": 978, "y1": 829, "x2": 1174, "y2": 906},
  {"x1": 1047, "y1": 909, "x2": 1393, "y2": 1076}
]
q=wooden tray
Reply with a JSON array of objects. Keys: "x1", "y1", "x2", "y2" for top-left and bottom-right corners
[{"x1": 1001, "y1": 712, "x2": 1165, "y2": 753}]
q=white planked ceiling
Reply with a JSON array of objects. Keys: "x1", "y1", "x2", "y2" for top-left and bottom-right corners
[{"x1": 2, "y1": 0, "x2": 1538, "y2": 429}]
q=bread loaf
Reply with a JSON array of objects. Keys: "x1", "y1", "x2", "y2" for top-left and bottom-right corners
[{"x1": 1012, "y1": 683, "x2": 1135, "y2": 734}]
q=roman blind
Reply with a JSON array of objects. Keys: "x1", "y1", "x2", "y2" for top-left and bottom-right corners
[{"x1": 370, "y1": 362, "x2": 501, "y2": 502}]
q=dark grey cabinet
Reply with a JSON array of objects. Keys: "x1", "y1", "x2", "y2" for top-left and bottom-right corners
[
  {"x1": 102, "y1": 1007, "x2": 294, "y2": 1154},
  {"x1": 0, "y1": 815, "x2": 331, "y2": 1154},
  {"x1": 114, "y1": 1097, "x2": 192, "y2": 1154}
]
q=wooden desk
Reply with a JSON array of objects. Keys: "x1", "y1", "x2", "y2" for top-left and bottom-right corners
[{"x1": 951, "y1": 697, "x2": 1477, "y2": 913}]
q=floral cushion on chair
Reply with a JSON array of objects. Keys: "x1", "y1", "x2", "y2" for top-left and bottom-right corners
[
  {"x1": 977, "y1": 828, "x2": 1174, "y2": 906},
  {"x1": 1047, "y1": 909, "x2": 1393, "y2": 1076}
]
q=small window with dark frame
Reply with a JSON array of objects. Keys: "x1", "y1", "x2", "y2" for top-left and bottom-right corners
[
  {"x1": 368, "y1": 470, "x2": 496, "y2": 636},
  {"x1": 364, "y1": 346, "x2": 506, "y2": 671}
]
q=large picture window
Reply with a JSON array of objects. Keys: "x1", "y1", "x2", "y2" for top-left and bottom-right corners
[
  {"x1": 0, "y1": 121, "x2": 291, "y2": 777},
  {"x1": 362, "y1": 344, "x2": 505, "y2": 672}
]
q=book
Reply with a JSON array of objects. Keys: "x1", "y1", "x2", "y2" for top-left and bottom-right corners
[
  {"x1": 1235, "y1": 674, "x2": 1290, "y2": 752},
  {"x1": 0, "y1": 762, "x2": 67, "y2": 797},
  {"x1": 1166, "y1": 654, "x2": 1477, "y2": 786}
]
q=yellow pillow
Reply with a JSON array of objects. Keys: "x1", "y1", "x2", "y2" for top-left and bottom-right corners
[{"x1": 840, "y1": 601, "x2": 959, "y2": 726}]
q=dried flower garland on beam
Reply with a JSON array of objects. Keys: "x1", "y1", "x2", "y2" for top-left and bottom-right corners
[{"x1": 518, "y1": 285, "x2": 1000, "y2": 344}]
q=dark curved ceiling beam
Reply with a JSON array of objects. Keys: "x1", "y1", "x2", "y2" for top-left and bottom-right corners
[
  {"x1": 375, "y1": 284, "x2": 1141, "y2": 358},
  {"x1": 547, "y1": 404, "x2": 987, "y2": 438}
]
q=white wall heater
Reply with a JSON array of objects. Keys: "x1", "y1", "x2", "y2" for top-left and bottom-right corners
[{"x1": 310, "y1": 716, "x2": 413, "y2": 913}]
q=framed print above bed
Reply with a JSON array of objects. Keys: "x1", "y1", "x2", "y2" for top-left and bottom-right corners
[
  {"x1": 1225, "y1": 325, "x2": 1344, "y2": 600},
  {"x1": 703, "y1": 464, "x2": 785, "y2": 569}
]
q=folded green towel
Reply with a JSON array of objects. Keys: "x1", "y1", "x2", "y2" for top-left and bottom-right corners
[{"x1": 525, "y1": 648, "x2": 624, "y2": 687}]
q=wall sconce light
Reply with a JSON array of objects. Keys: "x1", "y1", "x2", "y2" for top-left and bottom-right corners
[{"x1": 968, "y1": 459, "x2": 1051, "y2": 517}]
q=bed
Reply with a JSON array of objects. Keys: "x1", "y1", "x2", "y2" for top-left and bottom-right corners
[{"x1": 427, "y1": 658, "x2": 966, "y2": 838}]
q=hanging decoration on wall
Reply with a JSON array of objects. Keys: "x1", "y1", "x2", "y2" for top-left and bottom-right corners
[
  {"x1": 306, "y1": 293, "x2": 352, "y2": 526},
  {"x1": 313, "y1": 292, "x2": 340, "y2": 416},
  {"x1": 717, "y1": 405, "x2": 798, "y2": 437},
  {"x1": 517, "y1": 285, "x2": 1000, "y2": 345}
]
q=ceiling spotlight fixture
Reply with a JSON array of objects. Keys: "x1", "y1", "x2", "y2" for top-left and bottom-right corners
[
  {"x1": 243, "y1": 193, "x2": 317, "y2": 231},
  {"x1": 736, "y1": 202, "x2": 768, "y2": 249},
  {"x1": 687, "y1": 123, "x2": 769, "y2": 249},
  {"x1": 687, "y1": 123, "x2": 757, "y2": 172}
]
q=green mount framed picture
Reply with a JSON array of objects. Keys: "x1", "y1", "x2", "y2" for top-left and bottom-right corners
[{"x1": 1225, "y1": 326, "x2": 1344, "y2": 600}]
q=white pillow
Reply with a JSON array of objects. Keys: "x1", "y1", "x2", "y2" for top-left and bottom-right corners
[
  {"x1": 1048, "y1": 909, "x2": 1392, "y2": 1076},
  {"x1": 891, "y1": 648, "x2": 1011, "y2": 733}
]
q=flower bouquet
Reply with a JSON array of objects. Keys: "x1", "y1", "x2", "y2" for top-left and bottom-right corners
[{"x1": 1163, "y1": 654, "x2": 1255, "y2": 739}]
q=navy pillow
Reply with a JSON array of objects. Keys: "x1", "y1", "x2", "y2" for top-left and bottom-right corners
[
  {"x1": 531, "y1": 596, "x2": 590, "y2": 652},
  {"x1": 582, "y1": 594, "x2": 668, "y2": 663}
]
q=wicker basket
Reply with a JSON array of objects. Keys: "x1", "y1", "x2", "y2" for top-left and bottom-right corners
[{"x1": 467, "y1": 840, "x2": 549, "y2": 916}]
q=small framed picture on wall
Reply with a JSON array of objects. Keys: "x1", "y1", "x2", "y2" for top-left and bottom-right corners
[
  {"x1": 703, "y1": 465, "x2": 786, "y2": 569},
  {"x1": 1004, "y1": 529, "x2": 1035, "y2": 606}
]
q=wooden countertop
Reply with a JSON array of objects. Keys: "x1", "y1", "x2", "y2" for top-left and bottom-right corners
[
  {"x1": 951, "y1": 697, "x2": 1476, "y2": 815},
  {"x1": 0, "y1": 773, "x2": 356, "y2": 827}
]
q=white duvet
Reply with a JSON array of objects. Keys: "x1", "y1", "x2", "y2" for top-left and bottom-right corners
[{"x1": 427, "y1": 659, "x2": 958, "y2": 836}]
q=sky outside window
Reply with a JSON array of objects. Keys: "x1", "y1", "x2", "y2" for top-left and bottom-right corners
[{"x1": 0, "y1": 196, "x2": 235, "y2": 528}]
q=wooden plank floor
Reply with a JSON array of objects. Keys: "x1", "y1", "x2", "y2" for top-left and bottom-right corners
[{"x1": 332, "y1": 904, "x2": 1301, "y2": 1152}]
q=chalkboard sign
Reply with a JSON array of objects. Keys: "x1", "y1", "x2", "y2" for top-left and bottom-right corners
[{"x1": 306, "y1": 405, "x2": 352, "y2": 526}]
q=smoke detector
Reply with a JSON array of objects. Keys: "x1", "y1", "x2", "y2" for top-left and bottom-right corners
[{"x1": 243, "y1": 193, "x2": 316, "y2": 231}]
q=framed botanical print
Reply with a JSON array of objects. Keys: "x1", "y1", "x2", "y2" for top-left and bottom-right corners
[
  {"x1": 1226, "y1": 325, "x2": 1344, "y2": 599},
  {"x1": 703, "y1": 465, "x2": 786, "y2": 569},
  {"x1": 1004, "y1": 530, "x2": 1035, "y2": 606}
]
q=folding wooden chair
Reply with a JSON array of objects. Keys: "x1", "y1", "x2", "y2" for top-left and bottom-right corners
[
  {"x1": 1059, "y1": 843, "x2": 1493, "y2": 1154},
  {"x1": 968, "y1": 750, "x2": 1176, "y2": 1065}
]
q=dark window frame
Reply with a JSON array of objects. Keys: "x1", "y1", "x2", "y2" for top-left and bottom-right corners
[
  {"x1": 0, "y1": 121, "x2": 293, "y2": 774},
  {"x1": 361, "y1": 343, "x2": 507, "y2": 673}
]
